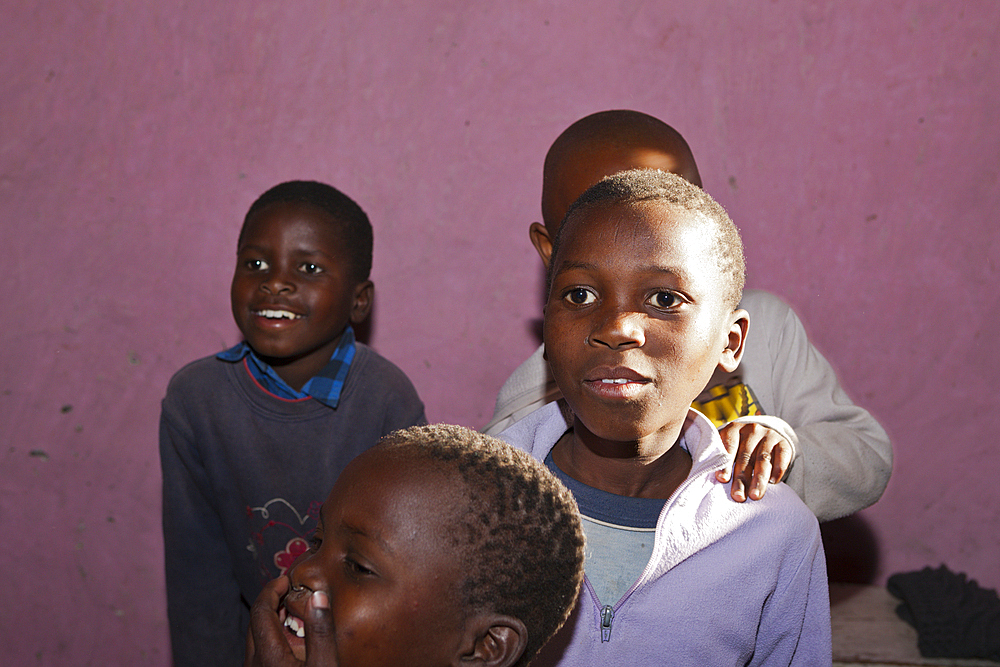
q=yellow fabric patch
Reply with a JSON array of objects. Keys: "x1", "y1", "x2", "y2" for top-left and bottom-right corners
[{"x1": 691, "y1": 382, "x2": 761, "y2": 427}]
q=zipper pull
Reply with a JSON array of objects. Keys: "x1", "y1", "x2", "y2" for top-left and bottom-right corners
[{"x1": 600, "y1": 604, "x2": 615, "y2": 642}]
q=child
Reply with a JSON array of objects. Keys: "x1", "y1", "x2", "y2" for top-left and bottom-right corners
[
  {"x1": 485, "y1": 110, "x2": 891, "y2": 522},
  {"x1": 500, "y1": 169, "x2": 831, "y2": 665},
  {"x1": 160, "y1": 180, "x2": 427, "y2": 667},
  {"x1": 244, "y1": 424, "x2": 586, "y2": 667}
]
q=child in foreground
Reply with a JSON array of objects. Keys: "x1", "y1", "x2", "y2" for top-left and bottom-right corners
[
  {"x1": 500, "y1": 169, "x2": 831, "y2": 665},
  {"x1": 160, "y1": 180, "x2": 426, "y2": 666},
  {"x1": 244, "y1": 424, "x2": 586, "y2": 667}
]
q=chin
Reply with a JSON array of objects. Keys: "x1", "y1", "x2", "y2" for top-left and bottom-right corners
[
  {"x1": 582, "y1": 412, "x2": 688, "y2": 446},
  {"x1": 577, "y1": 416, "x2": 651, "y2": 443},
  {"x1": 574, "y1": 403, "x2": 656, "y2": 437}
]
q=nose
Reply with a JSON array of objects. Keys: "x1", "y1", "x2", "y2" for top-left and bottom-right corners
[
  {"x1": 589, "y1": 303, "x2": 645, "y2": 349},
  {"x1": 286, "y1": 550, "x2": 323, "y2": 593},
  {"x1": 261, "y1": 265, "x2": 295, "y2": 294}
]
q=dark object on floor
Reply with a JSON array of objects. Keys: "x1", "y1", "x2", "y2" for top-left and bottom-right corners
[{"x1": 887, "y1": 565, "x2": 1000, "y2": 662}]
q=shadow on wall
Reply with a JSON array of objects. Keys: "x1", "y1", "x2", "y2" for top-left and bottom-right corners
[
  {"x1": 355, "y1": 298, "x2": 374, "y2": 346},
  {"x1": 822, "y1": 514, "x2": 880, "y2": 584}
]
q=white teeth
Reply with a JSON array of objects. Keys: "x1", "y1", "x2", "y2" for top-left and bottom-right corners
[
  {"x1": 601, "y1": 378, "x2": 630, "y2": 384},
  {"x1": 256, "y1": 309, "x2": 302, "y2": 320},
  {"x1": 284, "y1": 615, "x2": 306, "y2": 638}
]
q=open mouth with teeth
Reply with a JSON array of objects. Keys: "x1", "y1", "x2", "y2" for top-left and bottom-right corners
[
  {"x1": 277, "y1": 604, "x2": 309, "y2": 661},
  {"x1": 254, "y1": 309, "x2": 303, "y2": 320},
  {"x1": 284, "y1": 612, "x2": 306, "y2": 638},
  {"x1": 583, "y1": 368, "x2": 651, "y2": 400}
]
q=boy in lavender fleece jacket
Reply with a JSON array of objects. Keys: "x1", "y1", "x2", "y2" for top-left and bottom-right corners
[{"x1": 499, "y1": 169, "x2": 830, "y2": 666}]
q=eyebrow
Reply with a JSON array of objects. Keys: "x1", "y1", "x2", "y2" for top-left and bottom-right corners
[
  {"x1": 553, "y1": 260, "x2": 599, "y2": 275},
  {"x1": 236, "y1": 243, "x2": 337, "y2": 261},
  {"x1": 554, "y1": 260, "x2": 693, "y2": 284},
  {"x1": 638, "y1": 264, "x2": 693, "y2": 283},
  {"x1": 341, "y1": 520, "x2": 394, "y2": 555}
]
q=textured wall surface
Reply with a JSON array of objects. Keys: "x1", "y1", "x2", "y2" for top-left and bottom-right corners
[{"x1": 2, "y1": 1, "x2": 997, "y2": 664}]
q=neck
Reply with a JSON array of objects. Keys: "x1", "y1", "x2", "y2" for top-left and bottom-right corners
[
  {"x1": 551, "y1": 418, "x2": 693, "y2": 499},
  {"x1": 266, "y1": 359, "x2": 320, "y2": 393},
  {"x1": 258, "y1": 331, "x2": 346, "y2": 392}
]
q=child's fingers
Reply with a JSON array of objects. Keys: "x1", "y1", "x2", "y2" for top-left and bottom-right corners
[
  {"x1": 730, "y1": 443, "x2": 753, "y2": 502},
  {"x1": 715, "y1": 423, "x2": 743, "y2": 484},
  {"x1": 716, "y1": 422, "x2": 792, "y2": 503},
  {"x1": 748, "y1": 448, "x2": 773, "y2": 500},
  {"x1": 730, "y1": 474, "x2": 749, "y2": 503},
  {"x1": 729, "y1": 424, "x2": 763, "y2": 502},
  {"x1": 248, "y1": 576, "x2": 299, "y2": 667},
  {"x1": 769, "y1": 441, "x2": 794, "y2": 484},
  {"x1": 748, "y1": 432, "x2": 793, "y2": 500},
  {"x1": 302, "y1": 590, "x2": 340, "y2": 667}
]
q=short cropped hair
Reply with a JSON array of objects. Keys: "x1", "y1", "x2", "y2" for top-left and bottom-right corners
[
  {"x1": 377, "y1": 425, "x2": 585, "y2": 667},
  {"x1": 240, "y1": 180, "x2": 373, "y2": 284},
  {"x1": 550, "y1": 168, "x2": 746, "y2": 309}
]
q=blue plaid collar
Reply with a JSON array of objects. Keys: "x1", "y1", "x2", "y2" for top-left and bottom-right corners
[{"x1": 216, "y1": 326, "x2": 357, "y2": 408}]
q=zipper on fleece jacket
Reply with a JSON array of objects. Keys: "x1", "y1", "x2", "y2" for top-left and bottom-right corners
[
  {"x1": 583, "y1": 578, "x2": 619, "y2": 643},
  {"x1": 600, "y1": 604, "x2": 615, "y2": 642},
  {"x1": 584, "y1": 439, "x2": 730, "y2": 644}
]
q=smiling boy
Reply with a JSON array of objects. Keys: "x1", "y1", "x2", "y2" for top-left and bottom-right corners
[
  {"x1": 500, "y1": 169, "x2": 830, "y2": 665},
  {"x1": 160, "y1": 181, "x2": 426, "y2": 667},
  {"x1": 244, "y1": 424, "x2": 586, "y2": 667}
]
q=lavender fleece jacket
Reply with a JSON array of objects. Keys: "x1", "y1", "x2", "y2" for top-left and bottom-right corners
[{"x1": 500, "y1": 403, "x2": 832, "y2": 667}]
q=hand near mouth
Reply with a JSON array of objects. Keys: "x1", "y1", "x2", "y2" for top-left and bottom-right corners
[{"x1": 246, "y1": 575, "x2": 339, "y2": 667}]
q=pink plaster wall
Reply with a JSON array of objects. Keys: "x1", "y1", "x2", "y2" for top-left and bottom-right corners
[{"x1": 2, "y1": 1, "x2": 997, "y2": 663}]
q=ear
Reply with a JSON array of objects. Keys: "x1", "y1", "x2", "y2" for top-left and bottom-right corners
[
  {"x1": 718, "y1": 308, "x2": 749, "y2": 373},
  {"x1": 529, "y1": 222, "x2": 554, "y2": 268},
  {"x1": 350, "y1": 280, "x2": 374, "y2": 325},
  {"x1": 455, "y1": 614, "x2": 528, "y2": 667}
]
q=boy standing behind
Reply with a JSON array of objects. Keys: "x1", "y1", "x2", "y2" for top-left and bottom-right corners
[
  {"x1": 160, "y1": 180, "x2": 426, "y2": 667},
  {"x1": 501, "y1": 169, "x2": 830, "y2": 665}
]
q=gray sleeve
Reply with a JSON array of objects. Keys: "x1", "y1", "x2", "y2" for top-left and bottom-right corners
[{"x1": 751, "y1": 292, "x2": 892, "y2": 521}]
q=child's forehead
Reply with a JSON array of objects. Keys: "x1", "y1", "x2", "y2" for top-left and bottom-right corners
[
  {"x1": 561, "y1": 200, "x2": 703, "y2": 250},
  {"x1": 334, "y1": 449, "x2": 467, "y2": 513},
  {"x1": 317, "y1": 454, "x2": 471, "y2": 584},
  {"x1": 241, "y1": 201, "x2": 348, "y2": 251},
  {"x1": 551, "y1": 202, "x2": 725, "y2": 295}
]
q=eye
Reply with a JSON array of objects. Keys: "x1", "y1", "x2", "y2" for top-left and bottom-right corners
[
  {"x1": 244, "y1": 258, "x2": 269, "y2": 271},
  {"x1": 307, "y1": 534, "x2": 322, "y2": 553},
  {"x1": 563, "y1": 287, "x2": 597, "y2": 306},
  {"x1": 300, "y1": 262, "x2": 323, "y2": 275},
  {"x1": 648, "y1": 291, "x2": 682, "y2": 310},
  {"x1": 345, "y1": 557, "x2": 375, "y2": 577}
]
